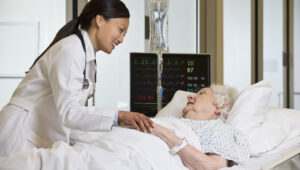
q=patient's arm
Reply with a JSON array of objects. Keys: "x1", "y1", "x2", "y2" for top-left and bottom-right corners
[{"x1": 150, "y1": 123, "x2": 227, "y2": 170}]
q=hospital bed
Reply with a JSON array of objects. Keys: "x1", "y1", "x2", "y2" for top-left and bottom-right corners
[
  {"x1": 222, "y1": 114, "x2": 300, "y2": 170},
  {"x1": 1, "y1": 81, "x2": 300, "y2": 170},
  {"x1": 155, "y1": 80, "x2": 300, "y2": 170}
]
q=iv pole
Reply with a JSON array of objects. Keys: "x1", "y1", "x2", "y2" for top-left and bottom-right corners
[
  {"x1": 148, "y1": 0, "x2": 169, "y2": 112},
  {"x1": 157, "y1": 52, "x2": 163, "y2": 111}
]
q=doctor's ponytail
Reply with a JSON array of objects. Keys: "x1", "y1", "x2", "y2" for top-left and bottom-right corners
[{"x1": 28, "y1": 0, "x2": 129, "y2": 71}]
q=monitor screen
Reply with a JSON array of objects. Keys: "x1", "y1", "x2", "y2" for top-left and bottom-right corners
[{"x1": 130, "y1": 52, "x2": 210, "y2": 117}]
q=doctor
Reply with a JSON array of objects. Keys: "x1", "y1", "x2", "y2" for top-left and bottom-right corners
[{"x1": 0, "y1": 0, "x2": 153, "y2": 156}]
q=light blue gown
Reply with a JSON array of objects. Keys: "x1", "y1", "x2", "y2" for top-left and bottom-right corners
[{"x1": 180, "y1": 118, "x2": 250, "y2": 165}]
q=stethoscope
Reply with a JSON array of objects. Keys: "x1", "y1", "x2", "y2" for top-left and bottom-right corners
[{"x1": 76, "y1": 30, "x2": 97, "y2": 106}]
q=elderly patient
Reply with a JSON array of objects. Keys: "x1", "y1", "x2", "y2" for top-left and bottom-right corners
[{"x1": 150, "y1": 85, "x2": 249, "y2": 170}]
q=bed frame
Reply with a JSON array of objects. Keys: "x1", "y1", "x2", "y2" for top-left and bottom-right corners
[{"x1": 262, "y1": 146, "x2": 300, "y2": 170}]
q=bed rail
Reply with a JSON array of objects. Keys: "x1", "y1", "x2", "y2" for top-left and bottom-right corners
[{"x1": 262, "y1": 146, "x2": 300, "y2": 170}]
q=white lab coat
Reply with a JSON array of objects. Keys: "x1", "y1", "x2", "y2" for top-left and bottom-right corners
[{"x1": 0, "y1": 30, "x2": 116, "y2": 156}]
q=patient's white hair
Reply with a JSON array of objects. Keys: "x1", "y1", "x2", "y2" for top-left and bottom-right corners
[{"x1": 210, "y1": 84, "x2": 239, "y2": 122}]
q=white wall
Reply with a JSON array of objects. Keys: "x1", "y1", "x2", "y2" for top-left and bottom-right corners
[
  {"x1": 0, "y1": 0, "x2": 66, "y2": 108},
  {"x1": 0, "y1": 0, "x2": 66, "y2": 52},
  {"x1": 223, "y1": 0, "x2": 251, "y2": 91}
]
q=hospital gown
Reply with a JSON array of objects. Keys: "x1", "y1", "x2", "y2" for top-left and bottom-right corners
[{"x1": 180, "y1": 118, "x2": 250, "y2": 165}]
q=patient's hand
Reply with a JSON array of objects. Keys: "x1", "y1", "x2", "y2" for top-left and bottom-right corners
[
  {"x1": 149, "y1": 123, "x2": 173, "y2": 137},
  {"x1": 150, "y1": 123, "x2": 182, "y2": 149},
  {"x1": 118, "y1": 111, "x2": 153, "y2": 133}
]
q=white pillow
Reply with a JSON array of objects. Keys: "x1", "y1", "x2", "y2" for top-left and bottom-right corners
[
  {"x1": 155, "y1": 90, "x2": 194, "y2": 118},
  {"x1": 248, "y1": 107, "x2": 300, "y2": 156},
  {"x1": 225, "y1": 80, "x2": 272, "y2": 133},
  {"x1": 156, "y1": 80, "x2": 272, "y2": 125}
]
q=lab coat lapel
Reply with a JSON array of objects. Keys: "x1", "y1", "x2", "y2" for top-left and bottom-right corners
[{"x1": 81, "y1": 30, "x2": 97, "y2": 81}]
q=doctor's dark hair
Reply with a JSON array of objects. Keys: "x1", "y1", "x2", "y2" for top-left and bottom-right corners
[{"x1": 28, "y1": 0, "x2": 130, "y2": 70}]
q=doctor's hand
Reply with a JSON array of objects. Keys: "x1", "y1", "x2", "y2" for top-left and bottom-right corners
[{"x1": 118, "y1": 111, "x2": 154, "y2": 133}]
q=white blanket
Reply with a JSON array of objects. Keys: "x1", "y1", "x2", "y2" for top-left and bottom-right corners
[{"x1": 0, "y1": 118, "x2": 199, "y2": 170}]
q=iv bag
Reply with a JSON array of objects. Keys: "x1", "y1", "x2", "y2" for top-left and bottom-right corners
[{"x1": 148, "y1": 0, "x2": 169, "y2": 53}]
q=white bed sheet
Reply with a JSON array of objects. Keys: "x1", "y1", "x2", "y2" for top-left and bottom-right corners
[
  {"x1": 2, "y1": 116, "x2": 300, "y2": 170},
  {"x1": 0, "y1": 118, "x2": 197, "y2": 170}
]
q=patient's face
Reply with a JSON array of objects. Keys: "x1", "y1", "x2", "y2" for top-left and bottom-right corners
[{"x1": 182, "y1": 88, "x2": 219, "y2": 121}]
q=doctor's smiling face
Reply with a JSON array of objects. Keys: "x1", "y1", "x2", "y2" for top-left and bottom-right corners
[
  {"x1": 90, "y1": 15, "x2": 129, "y2": 54},
  {"x1": 182, "y1": 88, "x2": 221, "y2": 121}
]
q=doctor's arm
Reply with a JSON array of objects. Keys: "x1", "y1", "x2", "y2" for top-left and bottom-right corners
[
  {"x1": 150, "y1": 123, "x2": 227, "y2": 170},
  {"x1": 47, "y1": 44, "x2": 115, "y2": 131},
  {"x1": 48, "y1": 44, "x2": 152, "y2": 132}
]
